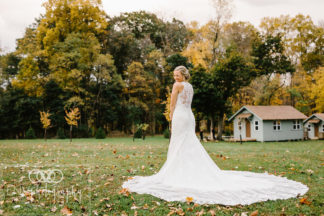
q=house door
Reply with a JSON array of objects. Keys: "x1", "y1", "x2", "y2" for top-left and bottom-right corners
[
  {"x1": 245, "y1": 119, "x2": 251, "y2": 138},
  {"x1": 314, "y1": 124, "x2": 319, "y2": 137}
]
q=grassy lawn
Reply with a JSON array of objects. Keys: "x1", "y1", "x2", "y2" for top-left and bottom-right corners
[{"x1": 0, "y1": 136, "x2": 323, "y2": 215}]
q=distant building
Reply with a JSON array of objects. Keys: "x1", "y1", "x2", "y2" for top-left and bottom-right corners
[
  {"x1": 304, "y1": 113, "x2": 324, "y2": 139},
  {"x1": 228, "y1": 105, "x2": 307, "y2": 142}
]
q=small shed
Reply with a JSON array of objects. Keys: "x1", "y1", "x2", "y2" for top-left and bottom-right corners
[
  {"x1": 228, "y1": 105, "x2": 307, "y2": 142},
  {"x1": 303, "y1": 113, "x2": 324, "y2": 139}
]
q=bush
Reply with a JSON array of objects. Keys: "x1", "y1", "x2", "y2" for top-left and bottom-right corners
[
  {"x1": 26, "y1": 127, "x2": 36, "y2": 139},
  {"x1": 57, "y1": 128, "x2": 66, "y2": 139},
  {"x1": 88, "y1": 127, "x2": 94, "y2": 138},
  {"x1": 134, "y1": 128, "x2": 143, "y2": 138},
  {"x1": 95, "y1": 127, "x2": 106, "y2": 139},
  {"x1": 163, "y1": 128, "x2": 170, "y2": 139},
  {"x1": 77, "y1": 124, "x2": 90, "y2": 138}
]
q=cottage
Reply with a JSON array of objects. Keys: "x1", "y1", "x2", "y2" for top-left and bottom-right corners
[
  {"x1": 228, "y1": 105, "x2": 307, "y2": 142},
  {"x1": 303, "y1": 113, "x2": 324, "y2": 139}
]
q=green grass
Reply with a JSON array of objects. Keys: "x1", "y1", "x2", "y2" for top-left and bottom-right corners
[{"x1": 0, "y1": 137, "x2": 323, "y2": 215}]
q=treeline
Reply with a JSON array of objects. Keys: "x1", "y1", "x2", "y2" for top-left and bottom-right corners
[{"x1": 0, "y1": 0, "x2": 323, "y2": 139}]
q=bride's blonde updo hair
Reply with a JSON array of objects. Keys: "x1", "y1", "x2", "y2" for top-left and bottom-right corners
[{"x1": 174, "y1": 65, "x2": 190, "y2": 80}]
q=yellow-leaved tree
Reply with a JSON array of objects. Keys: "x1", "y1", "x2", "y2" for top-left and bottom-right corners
[
  {"x1": 161, "y1": 86, "x2": 171, "y2": 140},
  {"x1": 311, "y1": 67, "x2": 324, "y2": 112},
  {"x1": 39, "y1": 111, "x2": 51, "y2": 141},
  {"x1": 65, "y1": 107, "x2": 81, "y2": 143}
]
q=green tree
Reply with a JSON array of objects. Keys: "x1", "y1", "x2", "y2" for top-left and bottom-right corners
[
  {"x1": 124, "y1": 62, "x2": 153, "y2": 133},
  {"x1": 212, "y1": 48, "x2": 257, "y2": 140}
]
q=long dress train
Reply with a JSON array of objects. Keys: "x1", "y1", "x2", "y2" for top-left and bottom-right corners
[{"x1": 121, "y1": 81, "x2": 309, "y2": 205}]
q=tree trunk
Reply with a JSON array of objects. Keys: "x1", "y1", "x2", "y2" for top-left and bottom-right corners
[
  {"x1": 150, "y1": 106, "x2": 156, "y2": 135},
  {"x1": 70, "y1": 125, "x2": 72, "y2": 143},
  {"x1": 210, "y1": 116, "x2": 214, "y2": 140},
  {"x1": 44, "y1": 129, "x2": 47, "y2": 141},
  {"x1": 217, "y1": 112, "x2": 224, "y2": 140},
  {"x1": 152, "y1": 115, "x2": 156, "y2": 135}
]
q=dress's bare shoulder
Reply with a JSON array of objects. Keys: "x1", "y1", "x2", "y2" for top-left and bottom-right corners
[{"x1": 173, "y1": 82, "x2": 184, "y2": 93}]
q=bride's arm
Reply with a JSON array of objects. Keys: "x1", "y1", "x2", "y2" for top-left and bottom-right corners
[{"x1": 169, "y1": 82, "x2": 181, "y2": 120}]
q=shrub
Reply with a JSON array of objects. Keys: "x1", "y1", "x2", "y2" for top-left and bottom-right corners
[
  {"x1": 77, "y1": 124, "x2": 89, "y2": 138},
  {"x1": 134, "y1": 128, "x2": 143, "y2": 138},
  {"x1": 88, "y1": 127, "x2": 94, "y2": 138},
  {"x1": 95, "y1": 127, "x2": 106, "y2": 139},
  {"x1": 163, "y1": 128, "x2": 170, "y2": 139},
  {"x1": 57, "y1": 127, "x2": 66, "y2": 139},
  {"x1": 26, "y1": 127, "x2": 36, "y2": 139}
]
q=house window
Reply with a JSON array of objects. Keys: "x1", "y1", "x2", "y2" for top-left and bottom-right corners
[
  {"x1": 238, "y1": 121, "x2": 242, "y2": 130},
  {"x1": 307, "y1": 124, "x2": 311, "y2": 131},
  {"x1": 273, "y1": 120, "x2": 281, "y2": 131},
  {"x1": 322, "y1": 124, "x2": 324, "y2": 132},
  {"x1": 254, "y1": 120, "x2": 259, "y2": 131},
  {"x1": 293, "y1": 120, "x2": 301, "y2": 130}
]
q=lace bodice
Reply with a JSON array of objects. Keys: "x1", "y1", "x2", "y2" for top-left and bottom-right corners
[{"x1": 176, "y1": 81, "x2": 193, "y2": 108}]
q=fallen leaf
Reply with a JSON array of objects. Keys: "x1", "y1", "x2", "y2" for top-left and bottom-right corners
[
  {"x1": 167, "y1": 210, "x2": 175, "y2": 216},
  {"x1": 60, "y1": 206, "x2": 72, "y2": 216},
  {"x1": 306, "y1": 169, "x2": 314, "y2": 174},
  {"x1": 209, "y1": 209, "x2": 216, "y2": 216},
  {"x1": 176, "y1": 208, "x2": 185, "y2": 215},
  {"x1": 196, "y1": 208, "x2": 204, "y2": 216},
  {"x1": 118, "y1": 188, "x2": 130, "y2": 197},
  {"x1": 150, "y1": 206, "x2": 157, "y2": 211},
  {"x1": 186, "y1": 197, "x2": 193, "y2": 203},
  {"x1": 72, "y1": 152, "x2": 79, "y2": 157},
  {"x1": 299, "y1": 197, "x2": 311, "y2": 205},
  {"x1": 131, "y1": 204, "x2": 139, "y2": 210},
  {"x1": 250, "y1": 210, "x2": 258, "y2": 216},
  {"x1": 51, "y1": 206, "x2": 57, "y2": 212}
]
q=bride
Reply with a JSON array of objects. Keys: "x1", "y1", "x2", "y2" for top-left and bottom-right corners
[{"x1": 122, "y1": 65, "x2": 309, "y2": 205}]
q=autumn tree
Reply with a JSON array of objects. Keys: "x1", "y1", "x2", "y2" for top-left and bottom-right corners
[
  {"x1": 65, "y1": 107, "x2": 81, "y2": 143},
  {"x1": 310, "y1": 67, "x2": 324, "y2": 112},
  {"x1": 124, "y1": 62, "x2": 153, "y2": 133},
  {"x1": 39, "y1": 110, "x2": 51, "y2": 141},
  {"x1": 260, "y1": 14, "x2": 324, "y2": 72},
  {"x1": 13, "y1": 0, "x2": 108, "y2": 98}
]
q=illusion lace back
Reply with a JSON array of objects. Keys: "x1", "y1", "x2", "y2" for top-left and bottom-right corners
[{"x1": 122, "y1": 81, "x2": 309, "y2": 205}]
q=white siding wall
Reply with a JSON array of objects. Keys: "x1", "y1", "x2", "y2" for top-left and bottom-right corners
[
  {"x1": 250, "y1": 115, "x2": 263, "y2": 141},
  {"x1": 233, "y1": 113, "x2": 263, "y2": 141},
  {"x1": 263, "y1": 120, "x2": 304, "y2": 141},
  {"x1": 234, "y1": 117, "x2": 246, "y2": 140},
  {"x1": 306, "y1": 121, "x2": 324, "y2": 139},
  {"x1": 305, "y1": 122, "x2": 314, "y2": 139}
]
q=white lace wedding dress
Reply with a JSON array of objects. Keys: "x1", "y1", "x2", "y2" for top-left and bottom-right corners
[{"x1": 122, "y1": 81, "x2": 309, "y2": 205}]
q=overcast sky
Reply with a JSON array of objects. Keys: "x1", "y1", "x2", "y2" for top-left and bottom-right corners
[{"x1": 0, "y1": 0, "x2": 323, "y2": 54}]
